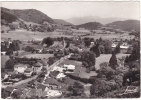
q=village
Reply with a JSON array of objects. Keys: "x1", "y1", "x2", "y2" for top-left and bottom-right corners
[
  {"x1": 1, "y1": 2, "x2": 140, "y2": 99},
  {"x1": 1, "y1": 25, "x2": 140, "y2": 98}
]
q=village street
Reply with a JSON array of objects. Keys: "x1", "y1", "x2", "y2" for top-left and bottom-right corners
[{"x1": 42, "y1": 53, "x2": 72, "y2": 84}]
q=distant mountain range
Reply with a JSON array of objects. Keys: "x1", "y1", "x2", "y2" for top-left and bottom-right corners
[
  {"x1": 107, "y1": 20, "x2": 140, "y2": 32},
  {"x1": 1, "y1": 7, "x2": 55, "y2": 25},
  {"x1": 54, "y1": 19, "x2": 73, "y2": 25},
  {"x1": 67, "y1": 16, "x2": 129, "y2": 25},
  {"x1": 1, "y1": 7, "x2": 140, "y2": 32}
]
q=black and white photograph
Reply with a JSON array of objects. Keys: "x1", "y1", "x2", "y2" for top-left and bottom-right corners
[{"x1": 1, "y1": 1, "x2": 140, "y2": 99}]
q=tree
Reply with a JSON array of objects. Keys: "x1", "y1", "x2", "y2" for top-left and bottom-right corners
[
  {"x1": 12, "y1": 40, "x2": 20, "y2": 51},
  {"x1": 81, "y1": 51, "x2": 96, "y2": 72},
  {"x1": 24, "y1": 46, "x2": 35, "y2": 52},
  {"x1": 97, "y1": 62, "x2": 116, "y2": 80},
  {"x1": 83, "y1": 37, "x2": 91, "y2": 47},
  {"x1": 114, "y1": 43, "x2": 120, "y2": 54},
  {"x1": 124, "y1": 56, "x2": 129, "y2": 64},
  {"x1": 103, "y1": 40, "x2": 112, "y2": 54},
  {"x1": 90, "y1": 78, "x2": 111, "y2": 97},
  {"x1": 47, "y1": 57, "x2": 55, "y2": 65},
  {"x1": 90, "y1": 43, "x2": 100, "y2": 57},
  {"x1": 131, "y1": 41, "x2": 140, "y2": 60},
  {"x1": 65, "y1": 41, "x2": 70, "y2": 48},
  {"x1": 1, "y1": 89, "x2": 11, "y2": 99},
  {"x1": 109, "y1": 52, "x2": 118, "y2": 69},
  {"x1": 67, "y1": 82, "x2": 84, "y2": 96},
  {"x1": 98, "y1": 37, "x2": 103, "y2": 43},
  {"x1": 5, "y1": 58, "x2": 16, "y2": 70},
  {"x1": 126, "y1": 41, "x2": 140, "y2": 63},
  {"x1": 99, "y1": 45, "x2": 105, "y2": 54},
  {"x1": 42, "y1": 37, "x2": 54, "y2": 47}
]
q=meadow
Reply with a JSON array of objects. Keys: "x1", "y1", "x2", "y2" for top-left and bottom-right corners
[{"x1": 1, "y1": 30, "x2": 134, "y2": 42}]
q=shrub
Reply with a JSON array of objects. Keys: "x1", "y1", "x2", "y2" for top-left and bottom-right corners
[
  {"x1": 90, "y1": 78, "x2": 111, "y2": 96},
  {"x1": 67, "y1": 82, "x2": 84, "y2": 96},
  {"x1": 98, "y1": 62, "x2": 116, "y2": 80},
  {"x1": 41, "y1": 37, "x2": 54, "y2": 47},
  {"x1": 24, "y1": 46, "x2": 35, "y2": 52}
]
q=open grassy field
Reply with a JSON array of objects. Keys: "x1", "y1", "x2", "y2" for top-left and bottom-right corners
[
  {"x1": 83, "y1": 33, "x2": 134, "y2": 40},
  {"x1": 1, "y1": 30, "x2": 134, "y2": 41},
  {"x1": 1, "y1": 30, "x2": 73, "y2": 41},
  {"x1": 95, "y1": 54, "x2": 129, "y2": 70}
]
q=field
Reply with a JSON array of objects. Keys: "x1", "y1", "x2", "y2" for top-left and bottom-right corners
[
  {"x1": 1, "y1": 30, "x2": 134, "y2": 41},
  {"x1": 95, "y1": 54, "x2": 129, "y2": 70},
  {"x1": 83, "y1": 33, "x2": 134, "y2": 40},
  {"x1": 1, "y1": 30, "x2": 73, "y2": 41}
]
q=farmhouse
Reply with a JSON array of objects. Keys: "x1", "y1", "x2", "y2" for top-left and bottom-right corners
[
  {"x1": 56, "y1": 73, "x2": 66, "y2": 79},
  {"x1": 112, "y1": 42, "x2": 130, "y2": 53},
  {"x1": 24, "y1": 68, "x2": 33, "y2": 77},
  {"x1": 33, "y1": 62, "x2": 43, "y2": 73},
  {"x1": 63, "y1": 64, "x2": 75, "y2": 73},
  {"x1": 46, "y1": 90, "x2": 62, "y2": 98},
  {"x1": 14, "y1": 64, "x2": 29, "y2": 73}
]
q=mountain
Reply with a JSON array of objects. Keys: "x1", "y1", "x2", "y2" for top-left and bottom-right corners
[
  {"x1": 1, "y1": 7, "x2": 18, "y2": 24},
  {"x1": 67, "y1": 16, "x2": 127, "y2": 25},
  {"x1": 107, "y1": 20, "x2": 140, "y2": 32},
  {"x1": 12, "y1": 9, "x2": 55, "y2": 24},
  {"x1": 54, "y1": 19, "x2": 73, "y2": 25},
  {"x1": 76, "y1": 22, "x2": 102, "y2": 30},
  {"x1": 1, "y1": 7, "x2": 55, "y2": 24}
]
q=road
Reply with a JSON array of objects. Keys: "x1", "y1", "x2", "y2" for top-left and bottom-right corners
[{"x1": 42, "y1": 53, "x2": 72, "y2": 84}]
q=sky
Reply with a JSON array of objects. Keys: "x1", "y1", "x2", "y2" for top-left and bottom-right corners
[{"x1": 1, "y1": 1, "x2": 140, "y2": 20}]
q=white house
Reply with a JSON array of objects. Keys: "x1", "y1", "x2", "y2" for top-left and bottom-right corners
[
  {"x1": 1, "y1": 51, "x2": 6, "y2": 55},
  {"x1": 56, "y1": 73, "x2": 66, "y2": 79},
  {"x1": 63, "y1": 64, "x2": 75, "y2": 70},
  {"x1": 33, "y1": 62, "x2": 43, "y2": 73},
  {"x1": 45, "y1": 90, "x2": 62, "y2": 98},
  {"x1": 63, "y1": 64, "x2": 75, "y2": 73},
  {"x1": 51, "y1": 66, "x2": 64, "y2": 72},
  {"x1": 14, "y1": 64, "x2": 28, "y2": 73},
  {"x1": 24, "y1": 68, "x2": 33, "y2": 77}
]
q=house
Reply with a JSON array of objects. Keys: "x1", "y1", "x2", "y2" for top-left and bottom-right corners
[
  {"x1": 33, "y1": 62, "x2": 43, "y2": 73},
  {"x1": 2, "y1": 73, "x2": 9, "y2": 80},
  {"x1": 26, "y1": 88, "x2": 43, "y2": 98},
  {"x1": 63, "y1": 64, "x2": 75, "y2": 73},
  {"x1": 56, "y1": 73, "x2": 66, "y2": 79},
  {"x1": 46, "y1": 90, "x2": 62, "y2": 98},
  {"x1": 49, "y1": 71, "x2": 60, "y2": 78},
  {"x1": 1, "y1": 51, "x2": 6, "y2": 55},
  {"x1": 14, "y1": 64, "x2": 29, "y2": 73},
  {"x1": 51, "y1": 66, "x2": 64, "y2": 72},
  {"x1": 44, "y1": 78, "x2": 60, "y2": 89},
  {"x1": 24, "y1": 68, "x2": 33, "y2": 77}
]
